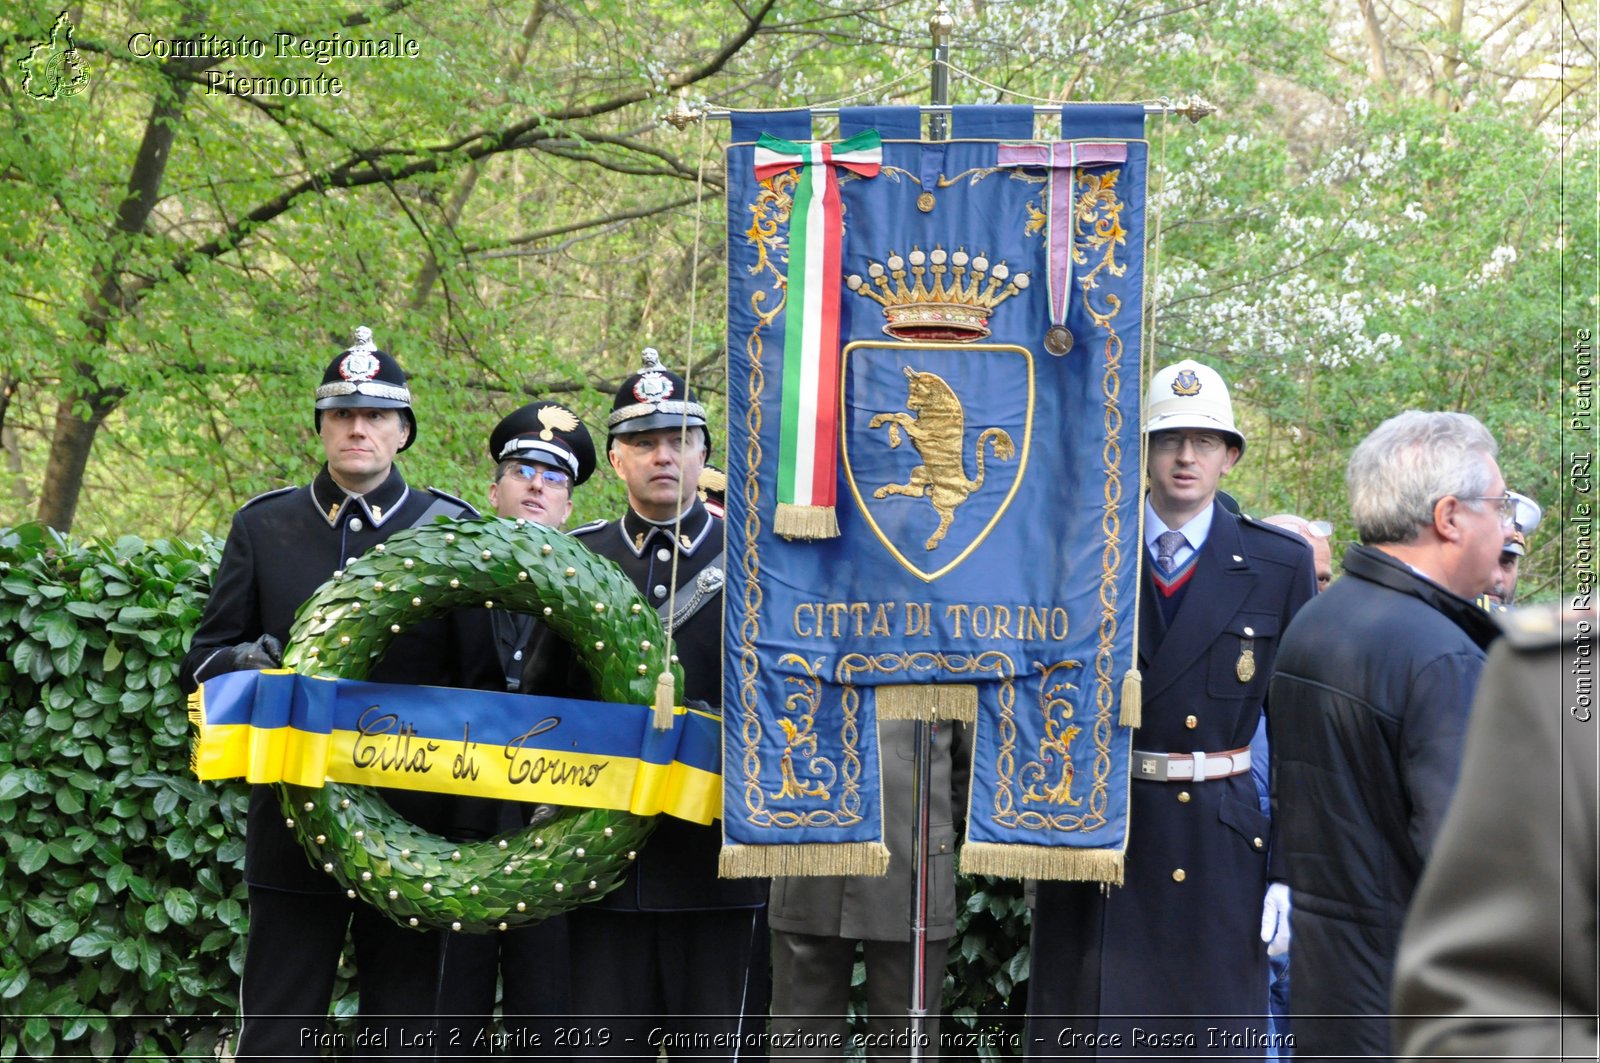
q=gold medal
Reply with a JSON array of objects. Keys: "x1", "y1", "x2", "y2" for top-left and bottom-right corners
[
  {"x1": 916, "y1": 191, "x2": 936, "y2": 213},
  {"x1": 1236, "y1": 638, "x2": 1256, "y2": 683}
]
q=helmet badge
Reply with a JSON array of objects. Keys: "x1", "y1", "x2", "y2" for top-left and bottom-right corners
[
  {"x1": 633, "y1": 371, "x2": 674, "y2": 404},
  {"x1": 1171, "y1": 369, "x2": 1201, "y2": 397},
  {"x1": 339, "y1": 350, "x2": 381, "y2": 382}
]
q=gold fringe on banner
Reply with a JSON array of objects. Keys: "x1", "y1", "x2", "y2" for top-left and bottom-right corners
[
  {"x1": 186, "y1": 691, "x2": 204, "y2": 775},
  {"x1": 959, "y1": 842, "x2": 1125, "y2": 886},
  {"x1": 719, "y1": 842, "x2": 890, "y2": 879},
  {"x1": 876, "y1": 683, "x2": 979, "y2": 722},
  {"x1": 773, "y1": 503, "x2": 841, "y2": 540},
  {"x1": 1119, "y1": 668, "x2": 1142, "y2": 728}
]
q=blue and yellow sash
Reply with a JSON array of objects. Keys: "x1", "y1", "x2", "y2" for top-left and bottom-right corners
[{"x1": 189, "y1": 669, "x2": 722, "y2": 824}]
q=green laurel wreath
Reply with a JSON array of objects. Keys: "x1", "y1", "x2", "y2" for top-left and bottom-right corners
[{"x1": 272, "y1": 517, "x2": 678, "y2": 933}]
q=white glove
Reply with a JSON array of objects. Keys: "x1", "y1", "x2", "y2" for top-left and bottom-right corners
[{"x1": 1260, "y1": 882, "x2": 1292, "y2": 957}]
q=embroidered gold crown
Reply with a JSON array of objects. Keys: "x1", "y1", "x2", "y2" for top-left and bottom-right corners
[{"x1": 846, "y1": 246, "x2": 1030, "y2": 342}]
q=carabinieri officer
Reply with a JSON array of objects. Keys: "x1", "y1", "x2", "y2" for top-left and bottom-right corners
[{"x1": 437, "y1": 399, "x2": 599, "y2": 1057}]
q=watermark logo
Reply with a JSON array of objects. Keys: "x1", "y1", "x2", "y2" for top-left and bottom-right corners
[{"x1": 20, "y1": 11, "x2": 90, "y2": 102}]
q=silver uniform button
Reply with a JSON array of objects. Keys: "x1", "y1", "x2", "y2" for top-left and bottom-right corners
[
  {"x1": 653, "y1": 584, "x2": 667, "y2": 598},
  {"x1": 349, "y1": 518, "x2": 364, "y2": 532},
  {"x1": 656, "y1": 548, "x2": 672, "y2": 562},
  {"x1": 513, "y1": 650, "x2": 523, "y2": 661}
]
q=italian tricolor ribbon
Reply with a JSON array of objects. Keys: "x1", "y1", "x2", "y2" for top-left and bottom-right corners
[{"x1": 754, "y1": 129, "x2": 883, "y2": 540}]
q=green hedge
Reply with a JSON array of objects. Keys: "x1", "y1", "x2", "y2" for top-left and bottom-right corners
[
  {"x1": 0, "y1": 523, "x2": 1027, "y2": 1060},
  {"x1": 0, "y1": 524, "x2": 247, "y2": 1059}
]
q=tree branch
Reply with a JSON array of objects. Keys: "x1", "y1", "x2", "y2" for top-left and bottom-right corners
[
  {"x1": 463, "y1": 194, "x2": 705, "y2": 258},
  {"x1": 160, "y1": 0, "x2": 775, "y2": 285}
]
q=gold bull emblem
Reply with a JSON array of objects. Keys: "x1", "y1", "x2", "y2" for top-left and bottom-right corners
[{"x1": 868, "y1": 366, "x2": 1016, "y2": 550}]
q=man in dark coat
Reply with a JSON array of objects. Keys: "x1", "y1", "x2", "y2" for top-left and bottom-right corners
[
  {"x1": 565, "y1": 349, "x2": 767, "y2": 1061},
  {"x1": 179, "y1": 327, "x2": 489, "y2": 1056},
  {"x1": 768, "y1": 719, "x2": 967, "y2": 1057},
  {"x1": 1026, "y1": 359, "x2": 1316, "y2": 1058},
  {"x1": 1269, "y1": 410, "x2": 1505, "y2": 1060},
  {"x1": 1392, "y1": 603, "x2": 1598, "y2": 1060},
  {"x1": 436, "y1": 399, "x2": 599, "y2": 1057}
]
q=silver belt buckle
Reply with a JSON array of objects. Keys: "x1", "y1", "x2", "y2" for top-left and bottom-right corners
[{"x1": 1137, "y1": 753, "x2": 1170, "y2": 781}]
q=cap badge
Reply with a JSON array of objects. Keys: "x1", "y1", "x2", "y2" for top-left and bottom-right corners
[
  {"x1": 537, "y1": 404, "x2": 580, "y2": 442},
  {"x1": 633, "y1": 370, "x2": 674, "y2": 404},
  {"x1": 1171, "y1": 369, "x2": 1201, "y2": 397},
  {"x1": 339, "y1": 350, "x2": 381, "y2": 383}
]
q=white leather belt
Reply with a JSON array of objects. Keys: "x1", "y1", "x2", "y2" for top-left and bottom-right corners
[{"x1": 1133, "y1": 745, "x2": 1252, "y2": 782}]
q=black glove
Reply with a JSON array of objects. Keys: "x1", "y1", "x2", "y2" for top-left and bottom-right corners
[
  {"x1": 234, "y1": 633, "x2": 283, "y2": 670},
  {"x1": 195, "y1": 634, "x2": 283, "y2": 683}
]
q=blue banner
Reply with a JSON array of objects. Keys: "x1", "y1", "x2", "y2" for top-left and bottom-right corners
[{"x1": 721, "y1": 106, "x2": 1148, "y2": 882}]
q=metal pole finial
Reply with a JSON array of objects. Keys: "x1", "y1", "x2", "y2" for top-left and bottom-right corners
[
  {"x1": 663, "y1": 89, "x2": 703, "y2": 130},
  {"x1": 1174, "y1": 94, "x2": 1217, "y2": 123}
]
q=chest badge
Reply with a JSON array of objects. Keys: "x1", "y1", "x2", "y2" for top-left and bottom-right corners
[{"x1": 1236, "y1": 636, "x2": 1257, "y2": 683}]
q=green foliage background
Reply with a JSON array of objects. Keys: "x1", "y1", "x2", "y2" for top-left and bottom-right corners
[{"x1": 0, "y1": 0, "x2": 1591, "y2": 595}]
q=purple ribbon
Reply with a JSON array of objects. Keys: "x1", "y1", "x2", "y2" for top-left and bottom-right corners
[{"x1": 997, "y1": 141, "x2": 1129, "y2": 331}]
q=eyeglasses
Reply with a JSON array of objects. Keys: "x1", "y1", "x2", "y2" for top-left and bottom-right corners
[
  {"x1": 1150, "y1": 431, "x2": 1226, "y2": 455},
  {"x1": 1462, "y1": 493, "x2": 1516, "y2": 526},
  {"x1": 503, "y1": 463, "x2": 571, "y2": 489}
]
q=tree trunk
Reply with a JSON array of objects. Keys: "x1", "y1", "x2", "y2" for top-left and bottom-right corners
[
  {"x1": 1357, "y1": 0, "x2": 1391, "y2": 85},
  {"x1": 1434, "y1": 0, "x2": 1468, "y2": 109},
  {"x1": 35, "y1": 83, "x2": 189, "y2": 532},
  {"x1": 0, "y1": 377, "x2": 27, "y2": 511}
]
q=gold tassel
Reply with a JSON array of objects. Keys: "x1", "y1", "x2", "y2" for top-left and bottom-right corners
[
  {"x1": 718, "y1": 842, "x2": 890, "y2": 878},
  {"x1": 653, "y1": 672, "x2": 675, "y2": 731},
  {"x1": 774, "y1": 503, "x2": 841, "y2": 540},
  {"x1": 958, "y1": 841, "x2": 1125, "y2": 886},
  {"x1": 876, "y1": 683, "x2": 978, "y2": 722},
  {"x1": 1119, "y1": 667, "x2": 1142, "y2": 729}
]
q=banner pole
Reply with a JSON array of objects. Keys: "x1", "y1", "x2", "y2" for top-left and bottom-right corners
[
  {"x1": 666, "y1": 98, "x2": 1215, "y2": 129},
  {"x1": 904, "y1": 9, "x2": 955, "y2": 1060}
]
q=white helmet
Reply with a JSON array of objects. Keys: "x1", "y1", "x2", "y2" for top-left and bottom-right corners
[
  {"x1": 1503, "y1": 490, "x2": 1542, "y2": 556},
  {"x1": 1145, "y1": 359, "x2": 1245, "y2": 456}
]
